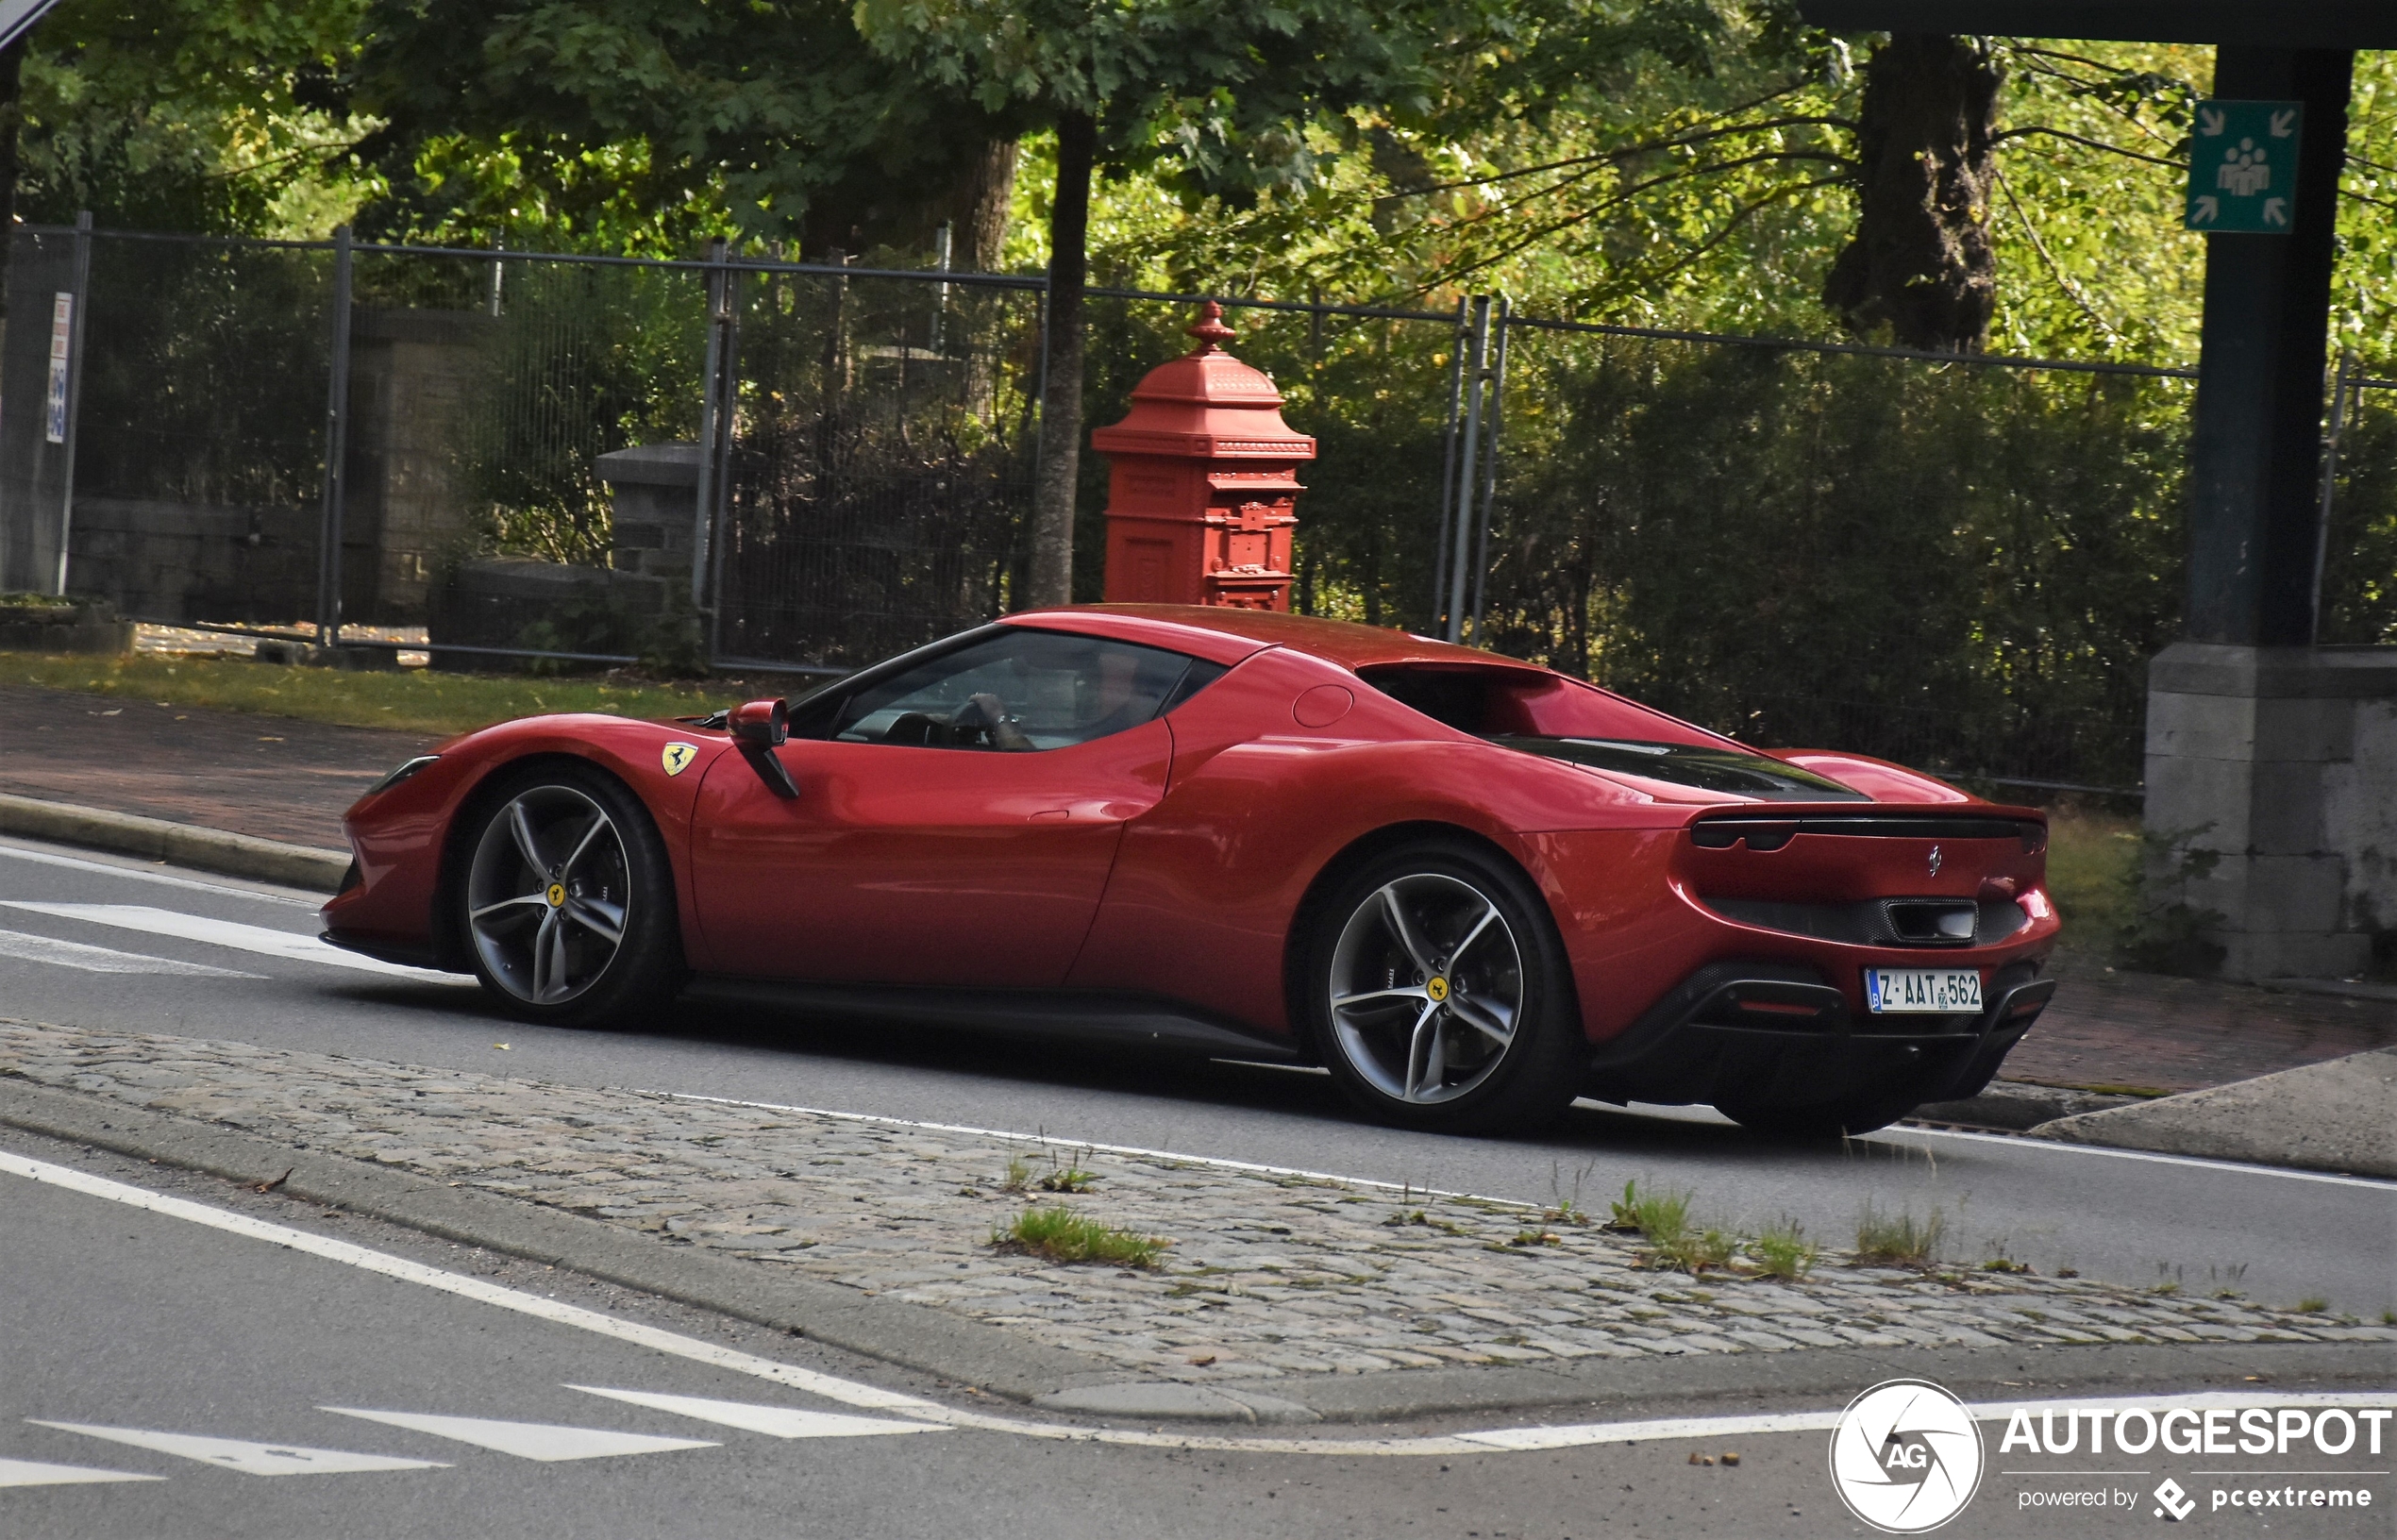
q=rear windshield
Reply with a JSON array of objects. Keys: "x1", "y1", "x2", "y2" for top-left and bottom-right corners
[{"x1": 1489, "y1": 737, "x2": 1869, "y2": 801}]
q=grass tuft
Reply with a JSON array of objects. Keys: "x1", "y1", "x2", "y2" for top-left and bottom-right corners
[
  {"x1": 1747, "y1": 1221, "x2": 1819, "y2": 1281},
  {"x1": 1035, "y1": 1164, "x2": 1097, "y2": 1194},
  {"x1": 2295, "y1": 1297, "x2": 2329, "y2": 1314},
  {"x1": 992, "y1": 1207, "x2": 1169, "y2": 1268},
  {"x1": 998, "y1": 1156, "x2": 1033, "y2": 1194},
  {"x1": 1853, "y1": 1202, "x2": 1945, "y2": 1268}
]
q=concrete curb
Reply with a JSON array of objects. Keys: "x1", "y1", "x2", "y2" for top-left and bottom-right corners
[
  {"x1": 3, "y1": 1074, "x2": 2388, "y2": 1424},
  {"x1": 0, "y1": 793, "x2": 349, "y2": 892},
  {"x1": 1913, "y1": 1081, "x2": 2139, "y2": 1130},
  {"x1": 2034, "y1": 1048, "x2": 2397, "y2": 1178}
]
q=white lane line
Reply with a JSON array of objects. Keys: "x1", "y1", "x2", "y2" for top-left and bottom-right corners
[
  {"x1": 0, "y1": 903, "x2": 461, "y2": 982},
  {"x1": 0, "y1": 843, "x2": 317, "y2": 907},
  {"x1": 8, "y1": 1151, "x2": 2386, "y2": 1462},
  {"x1": 1886, "y1": 1126, "x2": 2397, "y2": 1192},
  {"x1": 0, "y1": 927, "x2": 266, "y2": 978},
  {"x1": 25, "y1": 1422, "x2": 443, "y2": 1476},
  {"x1": 0, "y1": 1456, "x2": 165, "y2": 1487},
  {"x1": 320, "y1": 1409, "x2": 716, "y2": 1462},
  {"x1": 566, "y1": 1386, "x2": 945, "y2": 1439}
]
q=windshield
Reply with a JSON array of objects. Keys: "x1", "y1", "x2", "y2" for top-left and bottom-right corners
[{"x1": 1487, "y1": 736, "x2": 1869, "y2": 801}]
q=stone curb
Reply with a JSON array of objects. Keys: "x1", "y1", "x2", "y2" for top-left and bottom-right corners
[
  {"x1": 1913, "y1": 1081, "x2": 2139, "y2": 1131},
  {"x1": 0, "y1": 793, "x2": 350, "y2": 892},
  {"x1": 2033, "y1": 1048, "x2": 2397, "y2": 1179},
  {"x1": 0, "y1": 1075, "x2": 1123, "y2": 1402},
  {"x1": 4, "y1": 1074, "x2": 2388, "y2": 1425}
]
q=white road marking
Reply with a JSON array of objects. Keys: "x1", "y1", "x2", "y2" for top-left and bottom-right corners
[
  {"x1": 0, "y1": 903, "x2": 461, "y2": 982},
  {"x1": 25, "y1": 1422, "x2": 443, "y2": 1476},
  {"x1": 320, "y1": 1409, "x2": 716, "y2": 1462},
  {"x1": 0, "y1": 842, "x2": 317, "y2": 907},
  {"x1": 7, "y1": 1152, "x2": 2388, "y2": 1462},
  {"x1": 1889, "y1": 1125, "x2": 2397, "y2": 1191},
  {"x1": 0, "y1": 1456, "x2": 165, "y2": 1487},
  {"x1": 0, "y1": 927, "x2": 265, "y2": 978},
  {"x1": 566, "y1": 1386, "x2": 945, "y2": 1439}
]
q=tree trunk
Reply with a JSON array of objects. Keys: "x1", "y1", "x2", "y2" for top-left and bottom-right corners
[
  {"x1": 948, "y1": 137, "x2": 1017, "y2": 273},
  {"x1": 1822, "y1": 35, "x2": 2003, "y2": 353},
  {"x1": 1027, "y1": 110, "x2": 1094, "y2": 610}
]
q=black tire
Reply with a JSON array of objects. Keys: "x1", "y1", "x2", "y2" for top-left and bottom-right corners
[
  {"x1": 1717, "y1": 1093, "x2": 1919, "y2": 1139},
  {"x1": 457, "y1": 761, "x2": 684, "y2": 1027},
  {"x1": 1301, "y1": 839, "x2": 1584, "y2": 1135}
]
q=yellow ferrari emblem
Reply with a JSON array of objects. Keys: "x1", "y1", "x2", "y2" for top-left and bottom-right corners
[
  {"x1": 1426, "y1": 976, "x2": 1450, "y2": 1002},
  {"x1": 662, "y1": 742, "x2": 698, "y2": 777},
  {"x1": 545, "y1": 882, "x2": 566, "y2": 908}
]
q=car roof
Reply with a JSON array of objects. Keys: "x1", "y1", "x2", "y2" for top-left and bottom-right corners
[{"x1": 1003, "y1": 604, "x2": 1552, "y2": 673}]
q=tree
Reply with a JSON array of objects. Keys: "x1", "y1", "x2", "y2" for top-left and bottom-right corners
[
  {"x1": 1821, "y1": 34, "x2": 2002, "y2": 353},
  {"x1": 354, "y1": 0, "x2": 1022, "y2": 262},
  {"x1": 852, "y1": 0, "x2": 1491, "y2": 606}
]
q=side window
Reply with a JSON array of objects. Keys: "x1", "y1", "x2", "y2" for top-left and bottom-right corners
[{"x1": 827, "y1": 629, "x2": 1205, "y2": 751}]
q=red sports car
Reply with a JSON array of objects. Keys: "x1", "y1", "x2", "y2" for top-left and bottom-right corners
[{"x1": 323, "y1": 605, "x2": 2059, "y2": 1136}]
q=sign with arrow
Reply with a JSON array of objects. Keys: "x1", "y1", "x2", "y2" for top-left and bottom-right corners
[{"x1": 2186, "y1": 99, "x2": 2303, "y2": 234}]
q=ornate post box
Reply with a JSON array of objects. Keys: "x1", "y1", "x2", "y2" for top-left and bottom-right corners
[{"x1": 1093, "y1": 302, "x2": 1315, "y2": 611}]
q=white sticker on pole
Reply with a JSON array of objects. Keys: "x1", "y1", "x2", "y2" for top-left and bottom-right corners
[{"x1": 45, "y1": 291, "x2": 72, "y2": 444}]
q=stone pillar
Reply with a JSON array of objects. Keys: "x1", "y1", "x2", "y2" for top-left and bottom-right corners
[
  {"x1": 2145, "y1": 643, "x2": 2397, "y2": 979},
  {"x1": 1091, "y1": 303, "x2": 1314, "y2": 611},
  {"x1": 595, "y1": 443, "x2": 704, "y2": 582}
]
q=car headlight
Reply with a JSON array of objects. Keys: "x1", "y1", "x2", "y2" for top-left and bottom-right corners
[{"x1": 367, "y1": 755, "x2": 440, "y2": 795}]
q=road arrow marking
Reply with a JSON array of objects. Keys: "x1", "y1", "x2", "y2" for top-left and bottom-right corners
[
  {"x1": 0, "y1": 903, "x2": 462, "y2": 980},
  {"x1": 0, "y1": 926, "x2": 263, "y2": 977},
  {"x1": 2199, "y1": 107, "x2": 2225, "y2": 135},
  {"x1": 2270, "y1": 109, "x2": 2297, "y2": 137},
  {"x1": 566, "y1": 1386, "x2": 947, "y2": 1439},
  {"x1": 0, "y1": 1456, "x2": 166, "y2": 1488},
  {"x1": 2193, "y1": 195, "x2": 2220, "y2": 223},
  {"x1": 26, "y1": 1422, "x2": 443, "y2": 1476},
  {"x1": 319, "y1": 1409, "x2": 717, "y2": 1462},
  {"x1": 2264, "y1": 197, "x2": 2289, "y2": 225}
]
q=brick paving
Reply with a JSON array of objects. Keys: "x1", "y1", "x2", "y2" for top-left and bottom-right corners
[
  {"x1": 3, "y1": 1018, "x2": 2386, "y2": 1388},
  {"x1": 2, "y1": 685, "x2": 2390, "y2": 1095}
]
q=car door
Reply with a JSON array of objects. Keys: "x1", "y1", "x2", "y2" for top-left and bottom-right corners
[{"x1": 686, "y1": 627, "x2": 1207, "y2": 989}]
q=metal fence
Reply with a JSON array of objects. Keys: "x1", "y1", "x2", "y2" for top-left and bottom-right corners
[{"x1": 4, "y1": 217, "x2": 2391, "y2": 797}]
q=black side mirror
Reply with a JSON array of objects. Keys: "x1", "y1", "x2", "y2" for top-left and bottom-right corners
[{"x1": 729, "y1": 697, "x2": 796, "y2": 797}]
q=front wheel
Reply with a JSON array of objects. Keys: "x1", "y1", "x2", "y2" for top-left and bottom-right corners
[
  {"x1": 460, "y1": 762, "x2": 683, "y2": 1027},
  {"x1": 1304, "y1": 841, "x2": 1584, "y2": 1135}
]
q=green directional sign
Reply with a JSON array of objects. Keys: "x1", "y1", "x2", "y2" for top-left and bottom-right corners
[{"x1": 2186, "y1": 99, "x2": 2303, "y2": 234}]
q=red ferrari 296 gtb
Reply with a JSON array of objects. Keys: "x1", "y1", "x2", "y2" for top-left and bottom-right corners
[{"x1": 323, "y1": 605, "x2": 2060, "y2": 1136}]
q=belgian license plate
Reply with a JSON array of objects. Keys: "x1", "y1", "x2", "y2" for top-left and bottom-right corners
[{"x1": 1866, "y1": 967, "x2": 1983, "y2": 1013}]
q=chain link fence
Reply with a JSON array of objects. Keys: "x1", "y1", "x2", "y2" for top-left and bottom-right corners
[{"x1": 5, "y1": 219, "x2": 2391, "y2": 798}]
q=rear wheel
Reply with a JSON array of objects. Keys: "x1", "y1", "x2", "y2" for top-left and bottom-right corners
[
  {"x1": 1305, "y1": 841, "x2": 1583, "y2": 1135},
  {"x1": 460, "y1": 763, "x2": 682, "y2": 1027},
  {"x1": 1717, "y1": 1093, "x2": 1919, "y2": 1139}
]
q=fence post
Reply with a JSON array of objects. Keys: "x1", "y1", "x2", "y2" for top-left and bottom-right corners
[
  {"x1": 693, "y1": 238, "x2": 727, "y2": 619},
  {"x1": 314, "y1": 225, "x2": 353, "y2": 646},
  {"x1": 705, "y1": 259, "x2": 742, "y2": 663},
  {"x1": 2309, "y1": 346, "x2": 2356, "y2": 644},
  {"x1": 1431, "y1": 295, "x2": 1467, "y2": 632},
  {"x1": 50, "y1": 209, "x2": 91, "y2": 596},
  {"x1": 1443, "y1": 294, "x2": 1491, "y2": 644},
  {"x1": 1468, "y1": 294, "x2": 1511, "y2": 644}
]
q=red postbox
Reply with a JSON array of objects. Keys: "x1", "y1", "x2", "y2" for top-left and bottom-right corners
[{"x1": 1094, "y1": 302, "x2": 1315, "y2": 611}]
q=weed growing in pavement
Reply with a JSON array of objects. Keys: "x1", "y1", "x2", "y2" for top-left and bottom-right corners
[
  {"x1": 2296, "y1": 1297, "x2": 2329, "y2": 1314},
  {"x1": 1506, "y1": 1230, "x2": 1563, "y2": 1247},
  {"x1": 2151, "y1": 1281, "x2": 2183, "y2": 1297},
  {"x1": 1606, "y1": 1180, "x2": 1693, "y2": 1242},
  {"x1": 1036, "y1": 1164, "x2": 1097, "y2": 1194},
  {"x1": 991, "y1": 1208, "x2": 1169, "y2": 1268},
  {"x1": 1651, "y1": 1227, "x2": 1738, "y2": 1275},
  {"x1": 999, "y1": 1156, "x2": 1033, "y2": 1193},
  {"x1": 1983, "y1": 1257, "x2": 2032, "y2": 1274},
  {"x1": 1544, "y1": 1160, "x2": 1597, "y2": 1226},
  {"x1": 1748, "y1": 1221, "x2": 1819, "y2": 1281},
  {"x1": 1853, "y1": 1202, "x2": 1945, "y2": 1268}
]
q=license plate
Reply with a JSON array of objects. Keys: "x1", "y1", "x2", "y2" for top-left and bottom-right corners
[{"x1": 1866, "y1": 967, "x2": 1984, "y2": 1013}]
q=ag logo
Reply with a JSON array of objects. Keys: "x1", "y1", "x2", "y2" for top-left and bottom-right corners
[
  {"x1": 1829, "y1": 1379, "x2": 1985, "y2": 1533},
  {"x1": 661, "y1": 742, "x2": 698, "y2": 777}
]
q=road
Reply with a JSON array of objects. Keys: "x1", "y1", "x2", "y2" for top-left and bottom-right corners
[
  {"x1": 1, "y1": 833, "x2": 2387, "y2": 1315},
  {"x1": 2, "y1": 831, "x2": 2392, "y2": 1538}
]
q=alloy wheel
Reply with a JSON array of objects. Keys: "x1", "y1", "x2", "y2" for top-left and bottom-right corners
[
  {"x1": 465, "y1": 786, "x2": 630, "y2": 1005},
  {"x1": 1326, "y1": 872, "x2": 1525, "y2": 1104}
]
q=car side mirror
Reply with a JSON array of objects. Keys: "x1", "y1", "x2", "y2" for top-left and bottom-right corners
[
  {"x1": 729, "y1": 697, "x2": 797, "y2": 797},
  {"x1": 729, "y1": 697, "x2": 789, "y2": 748}
]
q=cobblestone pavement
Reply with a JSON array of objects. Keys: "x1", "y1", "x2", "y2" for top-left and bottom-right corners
[{"x1": 5, "y1": 1017, "x2": 2388, "y2": 1387}]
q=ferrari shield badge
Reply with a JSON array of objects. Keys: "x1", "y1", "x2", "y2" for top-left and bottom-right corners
[{"x1": 662, "y1": 742, "x2": 698, "y2": 777}]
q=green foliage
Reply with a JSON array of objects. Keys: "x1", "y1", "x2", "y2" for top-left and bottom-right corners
[
  {"x1": 1853, "y1": 1201, "x2": 1944, "y2": 1268},
  {"x1": 1747, "y1": 1220, "x2": 1819, "y2": 1281},
  {"x1": 2117, "y1": 823, "x2": 2228, "y2": 976},
  {"x1": 992, "y1": 1206, "x2": 1168, "y2": 1267}
]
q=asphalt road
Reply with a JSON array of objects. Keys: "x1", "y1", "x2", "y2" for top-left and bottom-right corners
[{"x1": 0, "y1": 831, "x2": 2390, "y2": 1323}]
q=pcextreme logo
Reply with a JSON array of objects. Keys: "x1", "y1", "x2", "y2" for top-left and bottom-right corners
[{"x1": 1829, "y1": 1379, "x2": 1986, "y2": 1533}]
